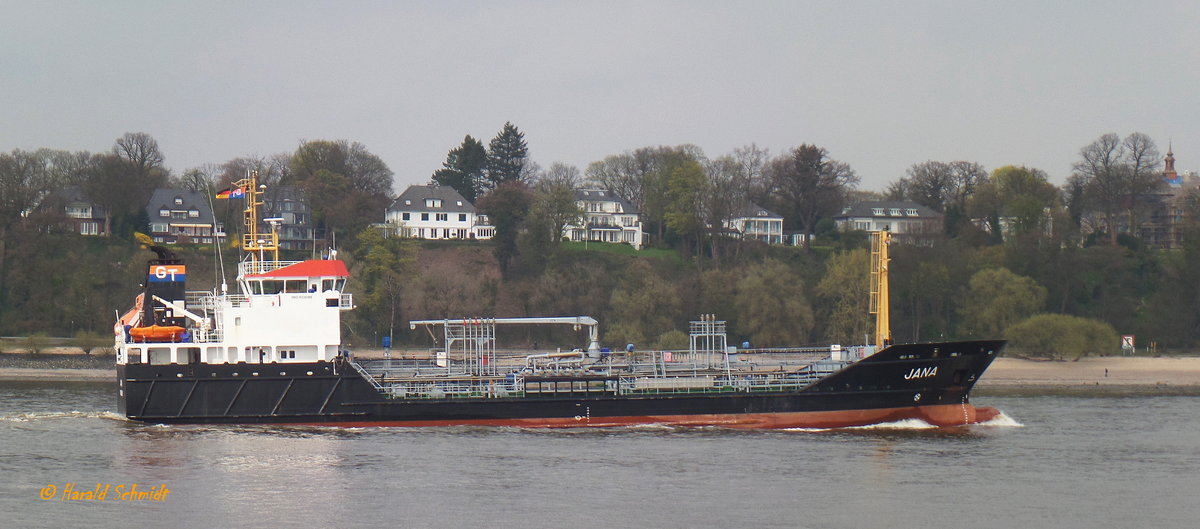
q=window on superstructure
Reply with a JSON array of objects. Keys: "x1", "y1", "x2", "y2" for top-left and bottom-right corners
[
  {"x1": 425, "y1": 198, "x2": 442, "y2": 208},
  {"x1": 159, "y1": 209, "x2": 170, "y2": 217},
  {"x1": 262, "y1": 281, "x2": 284, "y2": 295}
]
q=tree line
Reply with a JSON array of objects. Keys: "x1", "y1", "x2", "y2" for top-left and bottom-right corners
[{"x1": 2, "y1": 129, "x2": 1197, "y2": 359}]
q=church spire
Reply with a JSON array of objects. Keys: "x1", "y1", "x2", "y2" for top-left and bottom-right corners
[{"x1": 1164, "y1": 141, "x2": 1179, "y2": 184}]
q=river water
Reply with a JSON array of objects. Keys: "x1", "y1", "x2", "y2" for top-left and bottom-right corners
[{"x1": 1, "y1": 380, "x2": 1196, "y2": 528}]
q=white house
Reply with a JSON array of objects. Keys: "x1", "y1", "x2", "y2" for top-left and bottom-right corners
[
  {"x1": 565, "y1": 189, "x2": 643, "y2": 249},
  {"x1": 726, "y1": 202, "x2": 784, "y2": 244},
  {"x1": 385, "y1": 185, "x2": 494, "y2": 240},
  {"x1": 834, "y1": 201, "x2": 941, "y2": 244}
]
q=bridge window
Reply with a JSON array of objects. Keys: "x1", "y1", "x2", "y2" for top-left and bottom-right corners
[{"x1": 261, "y1": 281, "x2": 284, "y2": 295}]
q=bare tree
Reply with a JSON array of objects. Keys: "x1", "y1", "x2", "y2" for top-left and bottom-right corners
[
  {"x1": 1123, "y1": 132, "x2": 1163, "y2": 234},
  {"x1": 889, "y1": 160, "x2": 987, "y2": 213},
  {"x1": 220, "y1": 155, "x2": 286, "y2": 188},
  {"x1": 39, "y1": 149, "x2": 93, "y2": 186},
  {"x1": 113, "y1": 132, "x2": 168, "y2": 186},
  {"x1": 946, "y1": 161, "x2": 989, "y2": 210},
  {"x1": 731, "y1": 144, "x2": 771, "y2": 207},
  {"x1": 1072, "y1": 132, "x2": 1162, "y2": 244},
  {"x1": 173, "y1": 164, "x2": 221, "y2": 193},
  {"x1": 0, "y1": 150, "x2": 55, "y2": 296},
  {"x1": 534, "y1": 161, "x2": 580, "y2": 189},
  {"x1": 586, "y1": 153, "x2": 643, "y2": 211},
  {"x1": 83, "y1": 153, "x2": 145, "y2": 237},
  {"x1": 529, "y1": 162, "x2": 583, "y2": 247},
  {"x1": 765, "y1": 145, "x2": 859, "y2": 249},
  {"x1": 702, "y1": 154, "x2": 750, "y2": 265},
  {"x1": 585, "y1": 145, "x2": 701, "y2": 244}
]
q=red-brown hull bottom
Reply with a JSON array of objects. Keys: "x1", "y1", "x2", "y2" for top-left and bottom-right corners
[{"x1": 297, "y1": 403, "x2": 1002, "y2": 429}]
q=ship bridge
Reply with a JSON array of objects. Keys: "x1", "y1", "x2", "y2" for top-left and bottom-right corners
[{"x1": 240, "y1": 259, "x2": 350, "y2": 299}]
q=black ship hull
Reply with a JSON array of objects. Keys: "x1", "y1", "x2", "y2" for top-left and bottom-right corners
[{"x1": 118, "y1": 340, "x2": 1004, "y2": 429}]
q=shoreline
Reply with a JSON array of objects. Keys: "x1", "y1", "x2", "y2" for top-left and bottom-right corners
[{"x1": 2, "y1": 356, "x2": 1199, "y2": 395}]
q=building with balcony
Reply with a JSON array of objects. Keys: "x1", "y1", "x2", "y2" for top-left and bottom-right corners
[
  {"x1": 726, "y1": 202, "x2": 784, "y2": 244},
  {"x1": 55, "y1": 186, "x2": 106, "y2": 236},
  {"x1": 564, "y1": 189, "x2": 643, "y2": 249},
  {"x1": 145, "y1": 189, "x2": 224, "y2": 244},
  {"x1": 261, "y1": 185, "x2": 316, "y2": 251}
]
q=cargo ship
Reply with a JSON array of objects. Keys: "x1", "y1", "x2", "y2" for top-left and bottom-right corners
[{"x1": 115, "y1": 173, "x2": 1003, "y2": 428}]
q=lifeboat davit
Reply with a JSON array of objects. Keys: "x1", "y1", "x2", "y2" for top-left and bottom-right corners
[{"x1": 128, "y1": 325, "x2": 187, "y2": 343}]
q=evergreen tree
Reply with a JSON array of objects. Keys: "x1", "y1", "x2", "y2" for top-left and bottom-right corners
[
  {"x1": 485, "y1": 122, "x2": 529, "y2": 190},
  {"x1": 477, "y1": 182, "x2": 533, "y2": 279},
  {"x1": 432, "y1": 135, "x2": 487, "y2": 203}
]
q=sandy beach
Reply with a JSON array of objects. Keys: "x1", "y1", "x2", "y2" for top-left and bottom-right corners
[
  {"x1": 2, "y1": 355, "x2": 1200, "y2": 394},
  {"x1": 0, "y1": 368, "x2": 114, "y2": 381},
  {"x1": 973, "y1": 356, "x2": 1200, "y2": 395}
]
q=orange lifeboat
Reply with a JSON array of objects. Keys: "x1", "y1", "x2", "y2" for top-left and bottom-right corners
[{"x1": 128, "y1": 325, "x2": 187, "y2": 343}]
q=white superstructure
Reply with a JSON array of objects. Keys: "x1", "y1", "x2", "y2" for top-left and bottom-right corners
[
  {"x1": 115, "y1": 171, "x2": 354, "y2": 368},
  {"x1": 115, "y1": 259, "x2": 354, "y2": 367}
]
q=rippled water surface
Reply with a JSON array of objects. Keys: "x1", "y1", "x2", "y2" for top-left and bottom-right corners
[{"x1": 1, "y1": 380, "x2": 1197, "y2": 528}]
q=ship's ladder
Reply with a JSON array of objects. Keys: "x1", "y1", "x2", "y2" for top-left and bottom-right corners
[{"x1": 349, "y1": 360, "x2": 386, "y2": 392}]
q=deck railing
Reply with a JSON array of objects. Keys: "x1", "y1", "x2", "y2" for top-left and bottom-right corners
[
  {"x1": 238, "y1": 260, "x2": 303, "y2": 277},
  {"x1": 349, "y1": 356, "x2": 851, "y2": 400}
]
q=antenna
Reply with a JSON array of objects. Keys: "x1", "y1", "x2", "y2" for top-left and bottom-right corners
[
  {"x1": 237, "y1": 171, "x2": 279, "y2": 264},
  {"x1": 203, "y1": 179, "x2": 228, "y2": 292}
]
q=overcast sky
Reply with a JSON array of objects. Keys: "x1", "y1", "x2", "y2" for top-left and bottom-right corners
[{"x1": 4, "y1": 1, "x2": 1198, "y2": 194}]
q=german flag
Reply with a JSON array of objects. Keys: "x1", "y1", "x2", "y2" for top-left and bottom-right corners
[{"x1": 215, "y1": 186, "x2": 246, "y2": 199}]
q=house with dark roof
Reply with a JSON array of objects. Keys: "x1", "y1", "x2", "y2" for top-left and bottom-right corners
[
  {"x1": 145, "y1": 189, "x2": 224, "y2": 244},
  {"x1": 52, "y1": 186, "x2": 107, "y2": 236},
  {"x1": 725, "y1": 202, "x2": 784, "y2": 244},
  {"x1": 261, "y1": 185, "x2": 316, "y2": 251},
  {"x1": 565, "y1": 189, "x2": 643, "y2": 249},
  {"x1": 834, "y1": 201, "x2": 942, "y2": 244},
  {"x1": 385, "y1": 185, "x2": 494, "y2": 240}
]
